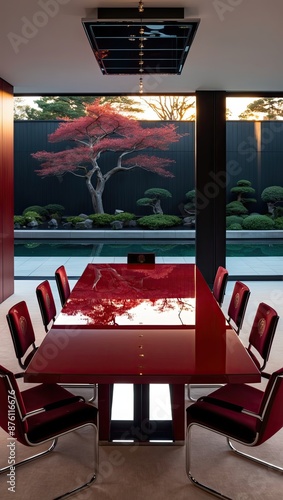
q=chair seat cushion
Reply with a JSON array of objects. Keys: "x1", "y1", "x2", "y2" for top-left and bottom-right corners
[
  {"x1": 22, "y1": 384, "x2": 98, "y2": 444},
  {"x1": 27, "y1": 402, "x2": 97, "y2": 444},
  {"x1": 187, "y1": 383, "x2": 263, "y2": 444}
]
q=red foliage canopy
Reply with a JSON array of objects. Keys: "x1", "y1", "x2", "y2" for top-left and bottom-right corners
[{"x1": 31, "y1": 99, "x2": 186, "y2": 213}]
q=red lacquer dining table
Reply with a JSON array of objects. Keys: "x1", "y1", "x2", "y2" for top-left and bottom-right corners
[{"x1": 24, "y1": 263, "x2": 260, "y2": 443}]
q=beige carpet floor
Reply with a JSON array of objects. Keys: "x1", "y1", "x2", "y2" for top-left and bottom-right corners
[{"x1": 1, "y1": 278, "x2": 283, "y2": 500}]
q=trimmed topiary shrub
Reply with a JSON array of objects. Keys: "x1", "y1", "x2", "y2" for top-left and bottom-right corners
[
  {"x1": 23, "y1": 205, "x2": 48, "y2": 218},
  {"x1": 137, "y1": 214, "x2": 182, "y2": 229},
  {"x1": 226, "y1": 215, "x2": 243, "y2": 228},
  {"x1": 274, "y1": 206, "x2": 283, "y2": 218},
  {"x1": 226, "y1": 201, "x2": 248, "y2": 216},
  {"x1": 261, "y1": 186, "x2": 283, "y2": 215},
  {"x1": 66, "y1": 216, "x2": 86, "y2": 226},
  {"x1": 242, "y1": 214, "x2": 275, "y2": 230},
  {"x1": 88, "y1": 213, "x2": 115, "y2": 226},
  {"x1": 261, "y1": 186, "x2": 283, "y2": 203},
  {"x1": 137, "y1": 188, "x2": 172, "y2": 215},
  {"x1": 228, "y1": 223, "x2": 243, "y2": 230},
  {"x1": 230, "y1": 179, "x2": 257, "y2": 206},
  {"x1": 44, "y1": 204, "x2": 65, "y2": 216},
  {"x1": 274, "y1": 217, "x2": 283, "y2": 229},
  {"x1": 23, "y1": 211, "x2": 43, "y2": 223},
  {"x1": 113, "y1": 212, "x2": 135, "y2": 222},
  {"x1": 14, "y1": 215, "x2": 26, "y2": 226}
]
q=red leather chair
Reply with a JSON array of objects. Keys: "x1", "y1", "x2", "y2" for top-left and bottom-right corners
[
  {"x1": 6, "y1": 300, "x2": 38, "y2": 369},
  {"x1": 186, "y1": 367, "x2": 283, "y2": 498},
  {"x1": 36, "y1": 279, "x2": 57, "y2": 332},
  {"x1": 0, "y1": 364, "x2": 98, "y2": 499},
  {"x1": 227, "y1": 280, "x2": 250, "y2": 334},
  {"x1": 246, "y1": 302, "x2": 279, "y2": 374},
  {"x1": 37, "y1": 278, "x2": 96, "y2": 402},
  {"x1": 127, "y1": 252, "x2": 155, "y2": 264},
  {"x1": 188, "y1": 300, "x2": 278, "y2": 402},
  {"x1": 212, "y1": 266, "x2": 229, "y2": 307},
  {"x1": 55, "y1": 265, "x2": 71, "y2": 307}
]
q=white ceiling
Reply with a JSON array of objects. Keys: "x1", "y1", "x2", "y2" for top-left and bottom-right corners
[{"x1": 1, "y1": 0, "x2": 283, "y2": 96}]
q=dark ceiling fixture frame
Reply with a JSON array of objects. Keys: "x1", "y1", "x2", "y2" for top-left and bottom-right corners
[{"x1": 81, "y1": 8, "x2": 200, "y2": 79}]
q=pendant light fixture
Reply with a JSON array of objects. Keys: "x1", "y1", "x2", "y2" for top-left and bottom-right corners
[{"x1": 138, "y1": 1, "x2": 144, "y2": 14}]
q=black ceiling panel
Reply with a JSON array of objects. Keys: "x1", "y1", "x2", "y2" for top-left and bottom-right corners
[{"x1": 82, "y1": 13, "x2": 199, "y2": 76}]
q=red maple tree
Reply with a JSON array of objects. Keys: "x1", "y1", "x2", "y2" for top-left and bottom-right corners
[{"x1": 32, "y1": 99, "x2": 184, "y2": 213}]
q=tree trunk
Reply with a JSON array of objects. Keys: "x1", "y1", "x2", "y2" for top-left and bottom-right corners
[
  {"x1": 85, "y1": 172, "x2": 105, "y2": 213},
  {"x1": 153, "y1": 199, "x2": 163, "y2": 214},
  {"x1": 267, "y1": 202, "x2": 274, "y2": 216}
]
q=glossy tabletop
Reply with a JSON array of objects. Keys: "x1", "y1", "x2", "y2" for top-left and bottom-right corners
[
  {"x1": 55, "y1": 262, "x2": 197, "y2": 327},
  {"x1": 25, "y1": 264, "x2": 259, "y2": 385}
]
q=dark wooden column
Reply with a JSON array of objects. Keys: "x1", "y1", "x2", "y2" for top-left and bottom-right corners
[
  {"x1": 0, "y1": 78, "x2": 14, "y2": 303},
  {"x1": 195, "y1": 91, "x2": 226, "y2": 288}
]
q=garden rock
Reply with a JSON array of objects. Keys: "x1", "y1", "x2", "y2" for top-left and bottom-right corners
[
  {"x1": 128, "y1": 220, "x2": 137, "y2": 227},
  {"x1": 84, "y1": 219, "x2": 93, "y2": 229},
  {"x1": 48, "y1": 218, "x2": 58, "y2": 228},
  {"x1": 27, "y1": 220, "x2": 38, "y2": 227},
  {"x1": 183, "y1": 216, "x2": 195, "y2": 228},
  {"x1": 111, "y1": 220, "x2": 123, "y2": 230},
  {"x1": 75, "y1": 219, "x2": 93, "y2": 229}
]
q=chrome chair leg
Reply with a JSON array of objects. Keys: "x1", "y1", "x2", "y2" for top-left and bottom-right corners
[
  {"x1": 61, "y1": 383, "x2": 97, "y2": 403},
  {"x1": 186, "y1": 423, "x2": 283, "y2": 499},
  {"x1": 227, "y1": 438, "x2": 283, "y2": 472},
  {"x1": 54, "y1": 424, "x2": 98, "y2": 500},
  {"x1": 0, "y1": 425, "x2": 98, "y2": 500},
  {"x1": 187, "y1": 384, "x2": 223, "y2": 402},
  {"x1": 0, "y1": 439, "x2": 58, "y2": 474},
  {"x1": 186, "y1": 424, "x2": 232, "y2": 500}
]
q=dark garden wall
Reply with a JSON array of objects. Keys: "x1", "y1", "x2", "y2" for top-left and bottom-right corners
[
  {"x1": 14, "y1": 119, "x2": 283, "y2": 216},
  {"x1": 226, "y1": 120, "x2": 283, "y2": 213},
  {"x1": 14, "y1": 120, "x2": 194, "y2": 216}
]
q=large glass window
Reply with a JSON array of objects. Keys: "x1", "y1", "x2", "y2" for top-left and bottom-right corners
[{"x1": 14, "y1": 95, "x2": 196, "y2": 265}]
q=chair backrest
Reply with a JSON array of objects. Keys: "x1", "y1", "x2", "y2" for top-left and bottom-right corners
[
  {"x1": 55, "y1": 265, "x2": 71, "y2": 307},
  {"x1": 247, "y1": 302, "x2": 279, "y2": 371},
  {"x1": 6, "y1": 301, "x2": 37, "y2": 369},
  {"x1": 257, "y1": 367, "x2": 283, "y2": 445},
  {"x1": 36, "y1": 280, "x2": 57, "y2": 332},
  {"x1": 127, "y1": 252, "x2": 155, "y2": 264},
  {"x1": 212, "y1": 266, "x2": 229, "y2": 307},
  {"x1": 0, "y1": 365, "x2": 28, "y2": 444},
  {"x1": 227, "y1": 281, "x2": 251, "y2": 334}
]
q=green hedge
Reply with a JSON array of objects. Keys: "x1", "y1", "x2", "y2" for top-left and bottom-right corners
[
  {"x1": 137, "y1": 214, "x2": 182, "y2": 229},
  {"x1": 226, "y1": 215, "x2": 243, "y2": 229},
  {"x1": 242, "y1": 214, "x2": 275, "y2": 230}
]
